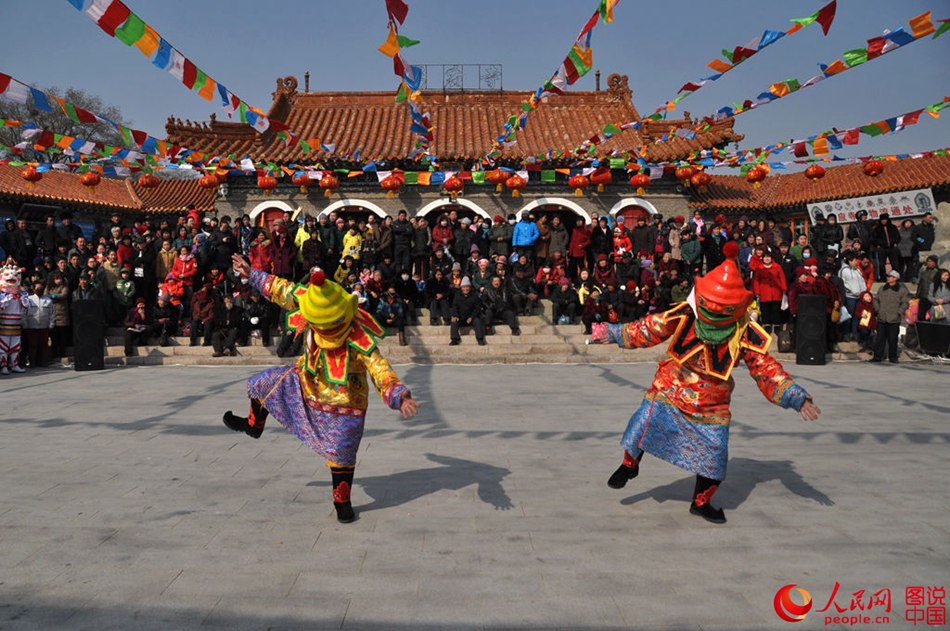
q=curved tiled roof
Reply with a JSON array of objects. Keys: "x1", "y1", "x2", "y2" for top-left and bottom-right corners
[
  {"x1": 0, "y1": 164, "x2": 136, "y2": 210},
  {"x1": 131, "y1": 178, "x2": 216, "y2": 213},
  {"x1": 165, "y1": 74, "x2": 742, "y2": 165},
  {"x1": 0, "y1": 164, "x2": 216, "y2": 214},
  {"x1": 689, "y1": 155, "x2": 950, "y2": 211}
]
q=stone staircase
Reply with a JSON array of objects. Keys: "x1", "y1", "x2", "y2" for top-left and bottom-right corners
[{"x1": 53, "y1": 299, "x2": 882, "y2": 367}]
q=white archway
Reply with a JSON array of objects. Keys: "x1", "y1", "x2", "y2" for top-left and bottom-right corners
[
  {"x1": 517, "y1": 197, "x2": 593, "y2": 224},
  {"x1": 609, "y1": 197, "x2": 660, "y2": 216},
  {"x1": 248, "y1": 199, "x2": 295, "y2": 222},
  {"x1": 320, "y1": 198, "x2": 388, "y2": 219},
  {"x1": 416, "y1": 198, "x2": 491, "y2": 220}
]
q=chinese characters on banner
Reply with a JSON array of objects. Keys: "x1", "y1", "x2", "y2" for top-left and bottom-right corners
[{"x1": 807, "y1": 187, "x2": 936, "y2": 225}]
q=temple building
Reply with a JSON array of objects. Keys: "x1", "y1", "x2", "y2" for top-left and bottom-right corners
[{"x1": 164, "y1": 73, "x2": 744, "y2": 227}]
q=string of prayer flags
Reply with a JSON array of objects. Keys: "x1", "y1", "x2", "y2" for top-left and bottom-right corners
[
  {"x1": 486, "y1": 0, "x2": 620, "y2": 161},
  {"x1": 698, "y1": 9, "x2": 943, "y2": 127}
]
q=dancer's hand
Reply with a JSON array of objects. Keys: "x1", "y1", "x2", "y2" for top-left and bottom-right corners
[
  {"x1": 231, "y1": 254, "x2": 250, "y2": 279},
  {"x1": 800, "y1": 399, "x2": 821, "y2": 422},
  {"x1": 400, "y1": 397, "x2": 420, "y2": 419}
]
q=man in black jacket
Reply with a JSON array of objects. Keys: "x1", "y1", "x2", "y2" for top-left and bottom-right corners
[
  {"x1": 481, "y1": 276, "x2": 520, "y2": 336},
  {"x1": 846, "y1": 210, "x2": 873, "y2": 252},
  {"x1": 212, "y1": 294, "x2": 243, "y2": 357},
  {"x1": 152, "y1": 293, "x2": 179, "y2": 346},
  {"x1": 449, "y1": 277, "x2": 485, "y2": 346},
  {"x1": 241, "y1": 290, "x2": 271, "y2": 346},
  {"x1": 391, "y1": 210, "x2": 414, "y2": 274},
  {"x1": 508, "y1": 265, "x2": 539, "y2": 316},
  {"x1": 871, "y1": 213, "x2": 901, "y2": 281}
]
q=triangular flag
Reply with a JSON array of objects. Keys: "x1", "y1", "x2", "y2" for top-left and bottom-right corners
[{"x1": 378, "y1": 27, "x2": 400, "y2": 58}]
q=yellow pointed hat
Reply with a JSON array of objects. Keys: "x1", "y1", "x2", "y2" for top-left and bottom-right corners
[{"x1": 294, "y1": 268, "x2": 357, "y2": 331}]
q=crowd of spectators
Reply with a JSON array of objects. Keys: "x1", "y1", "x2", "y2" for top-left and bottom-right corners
[{"x1": 0, "y1": 202, "x2": 943, "y2": 369}]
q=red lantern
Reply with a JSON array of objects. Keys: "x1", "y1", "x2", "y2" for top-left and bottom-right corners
[
  {"x1": 589, "y1": 168, "x2": 612, "y2": 193},
  {"x1": 675, "y1": 166, "x2": 697, "y2": 187},
  {"x1": 804, "y1": 164, "x2": 826, "y2": 183},
  {"x1": 443, "y1": 176, "x2": 464, "y2": 200},
  {"x1": 568, "y1": 174, "x2": 589, "y2": 197},
  {"x1": 213, "y1": 168, "x2": 229, "y2": 184},
  {"x1": 745, "y1": 166, "x2": 767, "y2": 189},
  {"x1": 629, "y1": 172, "x2": 650, "y2": 196},
  {"x1": 257, "y1": 174, "x2": 278, "y2": 192},
  {"x1": 486, "y1": 169, "x2": 508, "y2": 193},
  {"x1": 863, "y1": 159, "x2": 884, "y2": 177},
  {"x1": 20, "y1": 167, "x2": 42, "y2": 187},
  {"x1": 198, "y1": 174, "x2": 219, "y2": 190},
  {"x1": 505, "y1": 174, "x2": 526, "y2": 198},
  {"x1": 381, "y1": 175, "x2": 403, "y2": 199},
  {"x1": 320, "y1": 173, "x2": 340, "y2": 198},
  {"x1": 80, "y1": 172, "x2": 101, "y2": 193},
  {"x1": 292, "y1": 172, "x2": 312, "y2": 194},
  {"x1": 690, "y1": 171, "x2": 712, "y2": 192},
  {"x1": 137, "y1": 173, "x2": 159, "y2": 189}
]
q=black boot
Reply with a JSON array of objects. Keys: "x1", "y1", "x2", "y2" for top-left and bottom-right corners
[
  {"x1": 330, "y1": 467, "x2": 356, "y2": 523},
  {"x1": 607, "y1": 450, "x2": 642, "y2": 489},
  {"x1": 688, "y1": 475, "x2": 726, "y2": 524},
  {"x1": 222, "y1": 399, "x2": 268, "y2": 439}
]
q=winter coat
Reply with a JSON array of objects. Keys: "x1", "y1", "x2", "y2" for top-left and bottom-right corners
[
  {"x1": 751, "y1": 261, "x2": 787, "y2": 303},
  {"x1": 512, "y1": 220, "x2": 540, "y2": 248},
  {"x1": 897, "y1": 227, "x2": 916, "y2": 258},
  {"x1": 250, "y1": 242, "x2": 273, "y2": 273},
  {"x1": 301, "y1": 237, "x2": 326, "y2": 270},
  {"x1": 681, "y1": 239, "x2": 703, "y2": 266},
  {"x1": 294, "y1": 225, "x2": 313, "y2": 263},
  {"x1": 534, "y1": 221, "x2": 551, "y2": 259},
  {"x1": 549, "y1": 224, "x2": 569, "y2": 257},
  {"x1": 873, "y1": 283, "x2": 910, "y2": 324},
  {"x1": 911, "y1": 221, "x2": 935, "y2": 252},
  {"x1": 852, "y1": 294, "x2": 878, "y2": 331},
  {"x1": 871, "y1": 222, "x2": 900, "y2": 251},
  {"x1": 631, "y1": 225, "x2": 655, "y2": 257},
  {"x1": 846, "y1": 220, "x2": 873, "y2": 249},
  {"x1": 452, "y1": 226, "x2": 473, "y2": 261},
  {"x1": 341, "y1": 231, "x2": 362, "y2": 262},
  {"x1": 391, "y1": 220, "x2": 414, "y2": 250},
  {"x1": 668, "y1": 228, "x2": 683, "y2": 261},
  {"x1": 839, "y1": 264, "x2": 866, "y2": 300},
  {"x1": 23, "y1": 294, "x2": 54, "y2": 329},
  {"x1": 450, "y1": 290, "x2": 482, "y2": 321},
  {"x1": 431, "y1": 224, "x2": 454, "y2": 252},
  {"x1": 213, "y1": 302, "x2": 243, "y2": 329},
  {"x1": 171, "y1": 255, "x2": 198, "y2": 287},
  {"x1": 113, "y1": 279, "x2": 135, "y2": 310},
  {"x1": 612, "y1": 234, "x2": 633, "y2": 261},
  {"x1": 489, "y1": 224, "x2": 514, "y2": 257},
  {"x1": 567, "y1": 225, "x2": 592, "y2": 258},
  {"x1": 590, "y1": 225, "x2": 613, "y2": 257},
  {"x1": 412, "y1": 227, "x2": 432, "y2": 257},
  {"x1": 788, "y1": 279, "x2": 819, "y2": 317},
  {"x1": 46, "y1": 282, "x2": 71, "y2": 326},
  {"x1": 155, "y1": 248, "x2": 178, "y2": 281}
]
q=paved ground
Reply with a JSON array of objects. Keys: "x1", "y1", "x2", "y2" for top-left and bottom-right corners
[{"x1": 1, "y1": 359, "x2": 948, "y2": 631}]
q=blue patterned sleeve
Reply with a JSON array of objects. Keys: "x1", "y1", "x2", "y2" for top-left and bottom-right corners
[{"x1": 743, "y1": 349, "x2": 811, "y2": 411}]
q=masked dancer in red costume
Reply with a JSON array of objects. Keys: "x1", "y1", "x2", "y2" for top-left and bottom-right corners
[{"x1": 591, "y1": 241, "x2": 821, "y2": 523}]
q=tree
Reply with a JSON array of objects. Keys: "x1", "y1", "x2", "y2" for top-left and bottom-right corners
[{"x1": 0, "y1": 86, "x2": 132, "y2": 164}]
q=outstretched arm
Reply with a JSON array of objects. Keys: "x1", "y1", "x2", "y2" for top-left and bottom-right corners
[
  {"x1": 232, "y1": 253, "x2": 297, "y2": 312},
  {"x1": 591, "y1": 311, "x2": 678, "y2": 349},
  {"x1": 743, "y1": 349, "x2": 820, "y2": 422},
  {"x1": 362, "y1": 348, "x2": 418, "y2": 419}
]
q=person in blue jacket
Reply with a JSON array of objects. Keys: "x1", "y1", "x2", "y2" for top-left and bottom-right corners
[{"x1": 512, "y1": 213, "x2": 540, "y2": 260}]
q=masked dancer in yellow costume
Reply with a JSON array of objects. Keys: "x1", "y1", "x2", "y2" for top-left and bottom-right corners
[{"x1": 225, "y1": 254, "x2": 419, "y2": 523}]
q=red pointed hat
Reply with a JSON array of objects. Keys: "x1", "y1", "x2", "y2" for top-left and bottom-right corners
[{"x1": 694, "y1": 241, "x2": 753, "y2": 325}]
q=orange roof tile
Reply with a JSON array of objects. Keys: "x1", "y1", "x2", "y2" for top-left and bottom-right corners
[
  {"x1": 0, "y1": 164, "x2": 138, "y2": 210},
  {"x1": 133, "y1": 178, "x2": 216, "y2": 213},
  {"x1": 689, "y1": 155, "x2": 950, "y2": 211},
  {"x1": 166, "y1": 74, "x2": 742, "y2": 164},
  {"x1": 0, "y1": 164, "x2": 216, "y2": 214}
]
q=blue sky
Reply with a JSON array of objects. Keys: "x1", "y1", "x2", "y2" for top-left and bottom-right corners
[{"x1": 1, "y1": 0, "x2": 947, "y2": 169}]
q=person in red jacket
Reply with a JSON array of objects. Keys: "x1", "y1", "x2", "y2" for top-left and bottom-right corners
[
  {"x1": 750, "y1": 251, "x2": 787, "y2": 334},
  {"x1": 568, "y1": 217, "x2": 592, "y2": 280},
  {"x1": 249, "y1": 233, "x2": 273, "y2": 273},
  {"x1": 612, "y1": 227, "x2": 633, "y2": 263},
  {"x1": 851, "y1": 290, "x2": 877, "y2": 351},
  {"x1": 269, "y1": 223, "x2": 296, "y2": 280},
  {"x1": 171, "y1": 245, "x2": 198, "y2": 309},
  {"x1": 431, "y1": 215, "x2": 455, "y2": 253}
]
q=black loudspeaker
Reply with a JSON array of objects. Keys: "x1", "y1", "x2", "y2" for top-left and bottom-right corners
[
  {"x1": 72, "y1": 300, "x2": 105, "y2": 371},
  {"x1": 916, "y1": 322, "x2": 950, "y2": 356},
  {"x1": 796, "y1": 294, "x2": 827, "y2": 365}
]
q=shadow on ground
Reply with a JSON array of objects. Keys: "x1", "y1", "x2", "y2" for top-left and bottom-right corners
[
  {"x1": 307, "y1": 453, "x2": 514, "y2": 512},
  {"x1": 619, "y1": 457, "x2": 834, "y2": 509}
]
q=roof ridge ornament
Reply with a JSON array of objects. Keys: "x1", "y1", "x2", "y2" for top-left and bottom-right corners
[{"x1": 606, "y1": 73, "x2": 631, "y2": 103}]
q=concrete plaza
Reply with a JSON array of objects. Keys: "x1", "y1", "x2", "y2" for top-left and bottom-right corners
[{"x1": 1, "y1": 360, "x2": 948, "y2": 630}]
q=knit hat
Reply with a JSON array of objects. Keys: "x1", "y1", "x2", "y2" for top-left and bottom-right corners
[
  {"x1": 559, "y1": 277, "x2": 571, "y2": 286},
  {"x1": 452, "y1": 262, "x2": 462, "y2": 271},
  {"x1": 478, "y1": 258, "x2": 489, "y2": 267},
  {"x1": 471, "y1": 244, "x2": 480, "y2": 253},
  {"x1": 887, "y1": 270, "x2": 901, "y2": 279},
  {"x1": 295, "y1": 269, "x2": 357, "y2": 331},
  {"x1": 494, "y1": 215, "x2": 504, "y2": 223},
  {"x1": 460, "y1": 276, "x2": 471, "y2": 287},
  {"x1": 461, "y1": 217, "x2": 472, "y2": 226}
]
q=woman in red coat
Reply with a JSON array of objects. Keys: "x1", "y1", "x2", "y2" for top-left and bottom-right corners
[
  {"x1": 567, "y1": 217, "x2": 592, "y2": 280},
  {"x1": 431, "y1": 215, "x2": 455, "y2": 253},
  {"x1": 750, "y1": 252, "x2": 787, "y2": 334}
]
